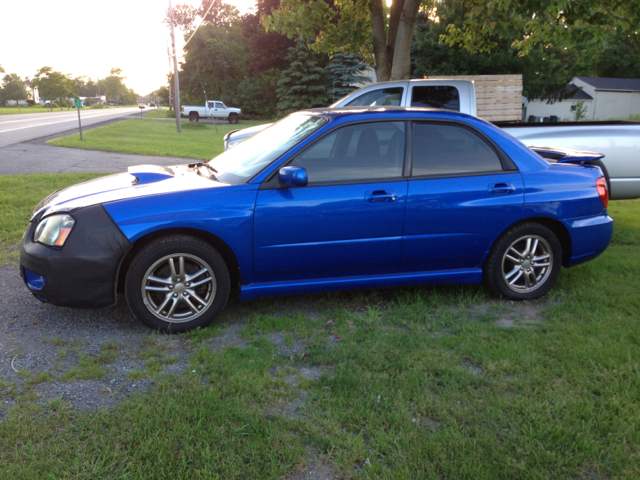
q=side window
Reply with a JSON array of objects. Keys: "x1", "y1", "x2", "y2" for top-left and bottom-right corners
[
  {"x1": 215, "y1": 102, "x2": 224, "y2": 109},
  {"x1": 411, "y1": 86, "x2": 460, "y2": 111},
  {"x1": 207, "y1": 101, "x2": 214, "y2": 109},
  {"x1": 412, "y1": 123, "x2": 502, "y2": 176},
  {"x1": 293, "y1": 122, "x2": 405, "y2": 184},
  {"x1": 345, "y1": 88, "x2": 404, "y2": 107}
]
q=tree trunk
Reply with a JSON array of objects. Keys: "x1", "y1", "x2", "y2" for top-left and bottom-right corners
[
  {"x1": 368, "y1": 0, "x2": 391, "y2": 82},
  {"x1": 389, "y1": 0, "x2": 421, "y2": 80}
]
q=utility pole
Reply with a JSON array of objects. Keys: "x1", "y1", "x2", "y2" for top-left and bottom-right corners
[
  {"x1": 166, "y1": 41, "x2": 173, "y2": 111},
  {"x1": 168, "y1": 0, "x2": 181, "y2": 133}
]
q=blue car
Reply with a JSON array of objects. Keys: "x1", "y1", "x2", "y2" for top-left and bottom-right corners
[{"x1": 20, "y1": 108, "x2": 613, "y2": 331}]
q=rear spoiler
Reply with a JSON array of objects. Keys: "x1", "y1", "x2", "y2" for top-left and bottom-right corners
[{"x1": 529, "y1": 146, "x2": 605, "y2": 163}]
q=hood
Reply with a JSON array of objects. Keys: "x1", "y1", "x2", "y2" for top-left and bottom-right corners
[{"x1": 32, "y1": 164, "x2": 227, "y2": 220}]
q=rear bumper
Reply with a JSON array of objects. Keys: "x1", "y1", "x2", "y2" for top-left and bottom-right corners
[
  {"x1": 562, "y1": 213, "x2": 613, "y2": 268},
  {"x1": 19, "y1": 205, "x2": 131, "y2": 308}
]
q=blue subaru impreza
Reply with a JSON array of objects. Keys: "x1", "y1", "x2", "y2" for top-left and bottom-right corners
[{"x1": 20, "y1": 108, "x2": 613, "y2": 331}]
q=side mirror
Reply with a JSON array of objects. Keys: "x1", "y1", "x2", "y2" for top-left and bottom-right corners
[{"x1": 278, "y1": 166, "x2": 307, "y2": 187}]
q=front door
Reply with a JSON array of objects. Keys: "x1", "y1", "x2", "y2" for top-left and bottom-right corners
[{"x1": 253, "y1": 121, "x2": 408, "y2": 283}]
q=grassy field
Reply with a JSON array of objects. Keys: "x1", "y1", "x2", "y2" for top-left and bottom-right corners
[
  {"x1": 0, "y1": 106, "x2": 77, "y2": 115},
  {"x1": 0, "y1": 169, "x2": 639, "y2": 477},
  {"x1": 0, "y1": 174, "x2": 106, "y2": 266},
  {"x1": 48, "y1": 118, "x2": 272, "y2": 159},
  {"x1": 143, "y1": 107, "x2": 174, "y2": 118}
]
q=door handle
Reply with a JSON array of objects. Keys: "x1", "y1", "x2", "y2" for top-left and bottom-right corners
[
  {"x1": 365, "y1": 190, "x2": 397, "y2": 203},
  {"x1": 488, "y1": 182, "x2": 516, "y2": 195}
]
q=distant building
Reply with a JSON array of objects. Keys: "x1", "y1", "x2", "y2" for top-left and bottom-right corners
[{"x1": 525, "y1": 77, "x2": 640, "y2": 121}]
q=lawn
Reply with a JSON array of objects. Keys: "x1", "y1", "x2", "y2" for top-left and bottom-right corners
[
  {"x1": 142, "y1": 107, "x2": 175, "y2": 118},
  {"x1": 0, "y1": 106, "x2": 80, "y2": 115},
  {"x1": 1, "y1": 172, "x2": 639, "y2": 478},
  {"x1": 48, "y1": 118, "x2": 272, "y2": 159}
]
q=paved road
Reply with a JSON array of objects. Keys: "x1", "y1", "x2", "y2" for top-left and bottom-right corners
[
  {"x1": 0, "y1": 107, "x2": 193, "y2": 174},
  {"x1": 0, "y1": 107, "x2": 146, "y2": 148}
]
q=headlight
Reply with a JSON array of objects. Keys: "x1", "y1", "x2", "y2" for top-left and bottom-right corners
[{"x1": 34, "y1": 214, "x2": 75, "y2": 247}]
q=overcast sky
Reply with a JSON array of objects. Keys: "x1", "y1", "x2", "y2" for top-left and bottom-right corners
[{"x1": 0, "y1": 0, "x2": 256, "y2": 95}]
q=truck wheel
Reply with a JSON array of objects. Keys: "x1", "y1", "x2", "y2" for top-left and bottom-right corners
[
  {"x1": 228, "y1": 113, "x2": 238, "y2": 124},
  {"x1": 188, "y1": 112, "x2": 199, "y2": 122},
  {"x1": 125, "y1": 235, "x2": 230, "y2": 332}
]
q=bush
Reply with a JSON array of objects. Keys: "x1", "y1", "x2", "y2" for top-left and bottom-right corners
[
  {"x1": 90, "y1": 103, "x2": 106, "y2": 109},
  {"x1": 26, "y1": 99, "x2": 35, "y2": 106}
]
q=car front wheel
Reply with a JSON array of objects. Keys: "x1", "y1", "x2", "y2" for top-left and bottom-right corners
[
  {"x1": 125, "y1": 235, "x2": 230, "y2": 332},
  {"x1": 484, "y1": 223, "x2": 562, "y2": 300}
]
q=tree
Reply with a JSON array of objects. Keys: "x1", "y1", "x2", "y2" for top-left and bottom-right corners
[
  {"x1": 443, "y1": 0, "x2": 640, "y2": 77},
  {"x1": 1, "y1": 74, "x2": 28, "y2": 110},
  {"x1": 325, "y1": 53, "x2": 371, "y2": 102},
  {"x1": 102, "y1": 68, "x2": 129, "y2": 105},
  {"x1": 573, "y1": 100, "x2": 588, "y2": 121},
  {"x1": 276, "y1": 38, "x2": 329, "y2": 116},
  {"x1": 165, "y1": 0, "x2": 240, "y2": 32},
  {"x1": 264, "y1": 0, "x2": 424, "y2": 82},
  {"x1": 156, "y1": 86, "x2": 170, "y2": 105},
  {"x1": 32, "y1": 67, "x2": 77, "y2": 110}
]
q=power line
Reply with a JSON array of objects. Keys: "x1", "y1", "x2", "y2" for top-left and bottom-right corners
[{"x1": 183, "y1": 0, "x2": 216, "y2": 49}]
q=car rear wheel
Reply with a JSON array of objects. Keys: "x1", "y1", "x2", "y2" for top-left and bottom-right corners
[
  {"x1": 484, "y1": 223, "x2": 562, "y2": 300},
  {"x1": 125, "y1": 235, "x2": 230, "y2": 332},
  {"x1": 188, "y1": 112, "x2": 199, "y2": 122},
  {"x1": 228, "y1": 113, "x2": 238, "y2": 124}
]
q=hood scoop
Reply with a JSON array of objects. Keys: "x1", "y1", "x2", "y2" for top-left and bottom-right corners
[{"x1": 128, "y1": 165, "x2": 175, "y2": 184}]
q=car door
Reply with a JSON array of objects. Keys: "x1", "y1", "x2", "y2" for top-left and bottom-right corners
[
  {"x1": 253, "y1": 121, "x2": 408, "y2": 283},
  {"x1": 401, "y1": 122, "x2": 524, "y2": 272},
  {"x1": 214, "y1": 102, "x2": 226, "y2": 119}
]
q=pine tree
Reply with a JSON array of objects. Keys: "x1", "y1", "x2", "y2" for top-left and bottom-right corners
[
  {"x1": 276, "y1": 38, "x2": 329, "y2": 116},
  {"x1": 325, "y1": 53, "x2": 371, "y2": 102}
]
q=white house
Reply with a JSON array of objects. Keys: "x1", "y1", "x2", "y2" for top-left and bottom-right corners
[{"x1": 525, "y1": 76, "x2": 640, "y2": 122}]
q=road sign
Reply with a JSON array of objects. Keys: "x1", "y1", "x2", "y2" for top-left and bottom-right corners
[{"x1": 74, "y1": 98, "x2": 82, "y2": 108}]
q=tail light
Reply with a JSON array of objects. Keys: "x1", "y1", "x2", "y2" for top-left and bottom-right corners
[
  {"x1": 596, "y1": 177, "x2": 608, "y2": 208},
  {"x1": 181, "y1": 106, "x2": 184, "y2": 112}
]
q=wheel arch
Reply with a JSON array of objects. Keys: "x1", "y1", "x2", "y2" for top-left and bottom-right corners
[
  {"x1": 489, "y1": 216, "x2": 572, "y2": 267},
  {"x1": 117, "y1": 227, "x2": 241, "y2": 293}
]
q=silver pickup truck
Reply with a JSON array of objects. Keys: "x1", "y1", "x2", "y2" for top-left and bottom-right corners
[{"x1": 224, "y1": 79, "x2": 640, "y2": 199}]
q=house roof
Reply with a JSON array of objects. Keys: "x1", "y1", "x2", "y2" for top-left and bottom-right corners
[
  {"x1": 575, "y1": 76, "x2": 640, "y2": 92},
  {"x1": 567, "y1": 84, "x2": 593, "y2": 100}
]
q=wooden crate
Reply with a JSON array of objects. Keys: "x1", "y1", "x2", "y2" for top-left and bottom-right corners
[{"x1": 428, "y1": 74, "x2": 523, "y2": 122}]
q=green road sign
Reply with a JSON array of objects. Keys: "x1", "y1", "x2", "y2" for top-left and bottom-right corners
[{"x1": 74, "y1": 98, "x2": 82, "y2": 108}]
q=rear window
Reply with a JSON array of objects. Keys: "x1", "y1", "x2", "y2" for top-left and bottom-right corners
[
  {"x1": 411, "y1": 86, "x2": 460, "y2": 111},
  {"x1": 344, "y1": 87, "x2": 404, "y2": 107}
]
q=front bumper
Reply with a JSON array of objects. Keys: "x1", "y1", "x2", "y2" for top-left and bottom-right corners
[{"x1": 19, "y1": 204, "x2": 131, "y2": 308}]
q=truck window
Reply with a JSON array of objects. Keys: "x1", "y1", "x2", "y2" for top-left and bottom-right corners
[
  {"x1": 207, "y1": 101, "x2": 215, "y2": 108},
  {"x1": 215, "y1": 102, "x2": 224, "y2": 109},
  {"x1": 344, "y1": 87, "x2": 404, "y2": 107},
  {"x1": 411, "y1": 86, "x2": 460, "y2": 112}
]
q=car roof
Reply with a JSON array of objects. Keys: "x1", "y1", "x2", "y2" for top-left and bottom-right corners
[{"x1": 298, "y1": 106, "x2": 477, "y2": 121}]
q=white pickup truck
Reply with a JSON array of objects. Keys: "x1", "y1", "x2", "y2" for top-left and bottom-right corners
[
  {"x1": 181, "y1": 101, "x2": 241, "y2": 124},
  {"x1": 223, "y1": 79, "x2": 640, "y2": 199}
]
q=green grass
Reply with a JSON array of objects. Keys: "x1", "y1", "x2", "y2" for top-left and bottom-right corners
[
  {"x1": 48, "y1": 118, "x2": 272, "y2": 159},
  {"x1": 0, "y1": 173, "x2": 107, "y2": 266},
  {"x1": 0, "y1": 106, "x2": 70, "y2": 115},
  {"x1": 1, "y1": 182, "x2": 639, "y2": 477},
  {"x1": 142, "y1": 107, "x2": 175, "y2": 118}
]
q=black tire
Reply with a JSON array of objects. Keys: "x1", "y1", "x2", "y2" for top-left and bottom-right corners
[
  {"x1": 228, "y1": 113, "x2": 238, "y2": 124},
  {"x1": 188, "y1": 112, "x2": 199, "y2": 122},
  {"x1": 125, "y1": 235, "x2": 230, "y2": 332},
  {"x1": 484, "y1": 222, "x2": 562, "y2": 300}
]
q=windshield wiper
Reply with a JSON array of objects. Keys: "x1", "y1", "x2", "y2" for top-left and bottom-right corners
[{"x1": 188, "y1": 162, "x2": 218, "y2": 180}]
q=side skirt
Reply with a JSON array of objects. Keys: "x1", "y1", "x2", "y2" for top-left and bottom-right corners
[{"x1": 240, "y1": 269, "x2": 483, "y2": 301}]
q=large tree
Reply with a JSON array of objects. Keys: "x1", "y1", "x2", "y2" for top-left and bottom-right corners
[
  {"x1": 32, "y1": 67, "x2": 77, "y2": 108},
  {"x1": 1, "y1": 74, "x2": 28, "y2": 108},
  {"x1": 264, "y1": 0, "x2": 425, "y2": 82},
  {"x1": 165, "y1": 0, "x2": 240, "y2": 32},
  {"x1": 102, "y1": 68, "x2": 129, "y2": 105},
  {"x1": 443, "y1": 0, "x2": 640, "y2": 77}
]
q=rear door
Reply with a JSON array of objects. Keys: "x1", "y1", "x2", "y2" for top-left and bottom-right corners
[
  {"x1": 401, "y1": 122, "x2": 524, "y2": 272},
  {"x1": 253, "y1": 121, "x2": 408, "y2": 283}
]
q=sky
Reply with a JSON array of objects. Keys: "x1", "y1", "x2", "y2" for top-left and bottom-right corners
[{"x1": 0, "y1": 0, "x2": 257, "y2": 96}]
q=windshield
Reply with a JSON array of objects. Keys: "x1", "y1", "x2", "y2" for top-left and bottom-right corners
[{"x1": 208, "y1": 113, "x2": 329, "y2": 184}]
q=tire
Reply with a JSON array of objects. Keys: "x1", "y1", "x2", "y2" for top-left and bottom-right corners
[
  {"x1": 228, "y1": 113, "x2": 238, "y2": 124},
  {"x1": 484, "y1": 222, "x2": 562, "y2": 300},
  {"x1": 125, "y1": 235, "x2": 230, "y2": 332},
  {"x1": 188, "y1": 112, "x2": 199, "y2": 122}
]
